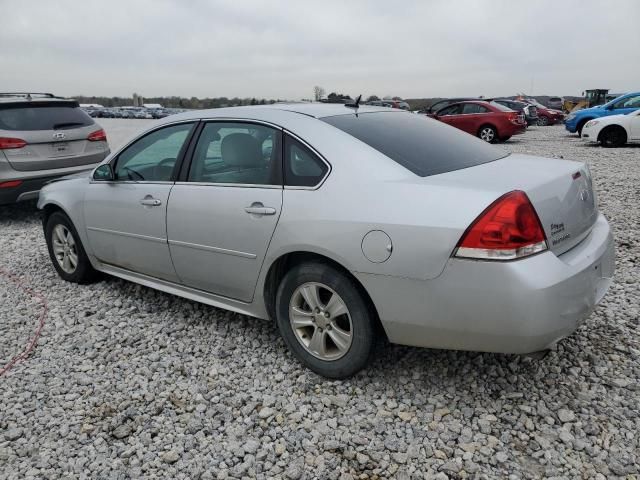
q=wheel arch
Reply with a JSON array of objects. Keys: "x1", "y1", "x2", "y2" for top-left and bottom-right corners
[
  {"x1": 262, "y1": 250, "x2": 387, "y2": 340},
  {"x1": 41, "y1": 201, "x2": 71, "y2": 225},
  {"x1": 597, "y1": 124, "x2": 628, "y2": 143}
]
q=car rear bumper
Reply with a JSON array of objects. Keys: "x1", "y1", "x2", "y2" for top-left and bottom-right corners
[
  {"x1": 355, "y1": 213, "x2": 615, "y2": 354},
  {"x1": 0, "y1": 163, "x2": 101, "y2": 205}
]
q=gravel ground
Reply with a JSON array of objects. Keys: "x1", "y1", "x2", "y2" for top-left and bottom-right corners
[{"x1": 1, "y1": 123, "x2": 638, "y2": 479}]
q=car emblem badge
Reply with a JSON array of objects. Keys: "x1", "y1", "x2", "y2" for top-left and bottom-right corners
[{"x1": 53, "y1": 132, "x2": 65, "y2": 139}]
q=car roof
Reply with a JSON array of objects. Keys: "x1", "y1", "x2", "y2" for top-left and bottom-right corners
[
  {"x1": 156, "y1": 102, "x2": 394, "y2": 123},
  {"x1": 0, "y1": 93, "x2": 75, "y2": 105}
]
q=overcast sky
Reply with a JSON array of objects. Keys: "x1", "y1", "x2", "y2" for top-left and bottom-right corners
[{"x1": 1, "y1": 0, "x2": 638, "y2": 100}]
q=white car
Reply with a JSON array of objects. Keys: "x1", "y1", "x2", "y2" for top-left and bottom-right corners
[{"x1": 581, "y1": 110, "x2": 640, "y2": 147}]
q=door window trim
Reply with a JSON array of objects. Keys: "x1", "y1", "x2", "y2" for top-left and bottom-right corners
[
  {"x1": 282, "y1": 130, "x2": 332, "y2": 190},
  {"x1": 90, "y1": 120, "x2": 198, "y2": 185},
  {"x1": 177, "y1": 118, "x2": 284, "y2": 188}
]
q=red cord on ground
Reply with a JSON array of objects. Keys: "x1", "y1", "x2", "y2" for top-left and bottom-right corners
[{"x1": 0, "y1": 268, "x2": 48, "y2": 376}]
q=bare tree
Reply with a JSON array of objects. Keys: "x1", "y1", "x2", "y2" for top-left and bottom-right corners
[{"x1": 313, "y1": 86, "x2": 326, "y2": 101}]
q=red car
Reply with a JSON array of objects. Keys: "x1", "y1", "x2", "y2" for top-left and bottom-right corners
[
  {"x1": 433, "y1": 100, "x2": 526, "y2": 143},
  {"x1": 534, "y1": 105, "x2": 565, "y2": 126}
]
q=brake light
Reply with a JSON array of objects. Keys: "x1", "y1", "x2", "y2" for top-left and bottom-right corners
[
  {"x1": 507, "y1": 112, "x2": 520, "y2": 123},
  {"x1": 87, "y1": 129, "x2": 107, "y2": 142},
  {"x1": 0, "y1": 137, "x2": 27, "y2": 150},
  {"x1": 0, "y1": 180, "x2": 23, "y2": 189},
  {"x1": 455, "y1": 190, "x2": 547, "y2": 260}
]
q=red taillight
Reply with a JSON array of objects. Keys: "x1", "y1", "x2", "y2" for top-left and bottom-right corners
[
  {"x1": 0, "y1": 180, "x2": 23, "y2": 189},
  {"x1": 0, "y1": 137, "x2": 27, "y2": 150},
  {"x1": 455, "y1": 190, "x2": 547, "y2": 260},
  {"x1": 87, "y1": 129, "x2": 107, "y2": 142},
  {"x1": 507, "y1": 112, "x2": 520, "y2": 124}
]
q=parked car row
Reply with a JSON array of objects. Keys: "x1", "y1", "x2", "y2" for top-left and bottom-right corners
[
  {"x1": 365, "y1": 99, "x2": 411, "y2": 110},
  {"x1": 82, "y1": 107, "x2": 182, "y2": 119},
  {"x1": 566, "y1": 91, "x2": 640, "y2": 136}
]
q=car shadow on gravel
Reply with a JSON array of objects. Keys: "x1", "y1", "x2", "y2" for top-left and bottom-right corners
[
  {"x1": 0, "y1": 201, "x2": 41, "y2": 225},
  {"x1": 101, "y1": 273, "x2": 552, "y2": 393}
]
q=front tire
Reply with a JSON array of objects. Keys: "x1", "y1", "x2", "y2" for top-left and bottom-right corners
[
  {"x1": 45, "y1": 211, "x2": 98, "y2": 283},
  {"x1": 275, "y1": 262, "x2": 375, "y2": 379},
  {"x1": 577, "y1": 120, "x2": 589, "y2": 137},
  {"x1": 537, "y1": 116, "x2": 549, "y2": 126},
  {"x1": 478, "y1": 125, "x2": 497, "y2": 143},
  {"x1": 599, "y1": 126, "x2": 627, "y2": 148}
]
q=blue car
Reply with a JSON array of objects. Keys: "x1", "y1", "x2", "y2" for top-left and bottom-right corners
[{"x1": 565, "y1": 91, "x2": 640, "y2": 136}]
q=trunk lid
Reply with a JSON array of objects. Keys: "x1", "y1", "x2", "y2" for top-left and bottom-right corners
[
  {"x1": 424, "y1": 154, "x2": 598, "y2": 256},
  {"x1": 2, "y1": 125, "x2": 107, "y2": 171}
]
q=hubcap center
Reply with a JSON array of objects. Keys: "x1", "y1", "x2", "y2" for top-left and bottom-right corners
[{"x1": 315, "y1": 312, "x2": 329, "y2": 329}]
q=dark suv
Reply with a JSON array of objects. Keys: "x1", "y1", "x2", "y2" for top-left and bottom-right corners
[
  {"x1": 0, "y1": 93, "x2": 109, "y2": 205},
  {"x1": 492, "y1": 99, "x2": 538, "y2": 126}
]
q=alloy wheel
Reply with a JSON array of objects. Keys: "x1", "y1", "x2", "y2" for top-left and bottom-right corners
[
  {"x1": 479, "y1": 127, "x2": 495, "y2": 142},
  {"x1": 289, "y1": 282, "x2": 353, "y2": 361},
  {"x1": 51, "y1": 224, "x2": 78, "y2": 274}
]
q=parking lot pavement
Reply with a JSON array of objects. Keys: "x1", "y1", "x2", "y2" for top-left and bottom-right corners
[{"x1": 1, "y1": 124, "x2": 638, "y2": 478}]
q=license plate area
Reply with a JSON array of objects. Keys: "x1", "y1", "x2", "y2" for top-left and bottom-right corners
[{"x1": 50, "y1": 142, "x2": 70, "y2": 156}]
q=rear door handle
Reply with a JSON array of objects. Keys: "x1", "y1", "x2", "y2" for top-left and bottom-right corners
[
  {"x1": 245, "y1": 203, "x2": 276, "y2": 216},
  {"x1": 140, "y1": 197, "x2": 162, "y2": 207}
]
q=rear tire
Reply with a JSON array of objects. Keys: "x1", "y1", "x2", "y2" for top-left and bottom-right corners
[
  {"x1": 599, "y1": 126, "x2": 627, "y2": 148},
  {"x1": 478, "y1": 125, "x2": 498, "y2": 143},
  {"x1": 275, "y1": 262, "x2": 375, "y2": 379},
  {"x1": 45, "y1": 211, "x2": 99, "y2": 284},
  {"x1": 537, "y1": 116, "x2": 549, "y2": 126}
]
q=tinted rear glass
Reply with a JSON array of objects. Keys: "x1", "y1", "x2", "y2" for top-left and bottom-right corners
[
  {"x1": 489, "y1": 101, "x2": 514, "y2": 112},
  {"x1": 0, "y1": 103, "x2": 94, "y2": 131},
  {"x1": 322, "y1": 111, "x2": 508, "y2": 177}
]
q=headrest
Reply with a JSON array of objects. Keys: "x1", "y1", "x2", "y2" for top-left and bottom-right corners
[{"x1": 221, "y1": 133, "x2": 262, "y2": 167}]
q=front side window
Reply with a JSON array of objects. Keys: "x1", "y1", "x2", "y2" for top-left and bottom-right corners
[
  {"x1": 284, "y1": 135, "x2": 328, "y2": 187},
  {"x1": 615, "y1": 95, "x2": 640, "y2": 109},
  {"x1": 188, "y1": 122, "x2": 281, "y2": 185},
  {"x1": 115, "y1": 123, "x2": 194, "y2": 182}
]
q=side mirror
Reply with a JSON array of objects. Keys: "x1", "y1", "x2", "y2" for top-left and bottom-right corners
[{"x1": 93, "y1": 164, "x2": 114, "y2": 181}]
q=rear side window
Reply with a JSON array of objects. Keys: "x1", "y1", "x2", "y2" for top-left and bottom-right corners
[
  {"x1": 322, "y1": 111, "x2": 508, "y2": 177},
  {"x1": 284, "y1": 135, "x2": 328, "y2": 187},
  {"x1": 0, "y1": 102, "x2": 94, "y2": 131},
  {"x1": 462, "y1": 103, "x2": 489, "y2": 114}
]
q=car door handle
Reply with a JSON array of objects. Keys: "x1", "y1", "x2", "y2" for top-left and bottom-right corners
[
  {"x1": 140, "y1": 197, "x2": 162, "y2": 207},
  {"x1": 245, "y1": 203, "x2": 276, "y2": 216}
]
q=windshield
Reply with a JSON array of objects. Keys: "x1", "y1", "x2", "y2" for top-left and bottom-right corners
[{"x1": 321, "y1": 111, "x2": 509, "y2": 177}]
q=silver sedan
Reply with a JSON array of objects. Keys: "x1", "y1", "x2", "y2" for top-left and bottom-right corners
[{"x1": 38, "y1": 103, "x2": 615, "y2": 378}]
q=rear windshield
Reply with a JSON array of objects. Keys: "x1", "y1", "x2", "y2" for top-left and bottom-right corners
[
  {"x1": 321, "y1": 111, "x2": 508, "y2": 177},
  {"x1": 0, "y1": 103, "x2": 94, "y2": 131},
  {"x1": 489, "y1": 101, "x2": 514, "y2": 112}
]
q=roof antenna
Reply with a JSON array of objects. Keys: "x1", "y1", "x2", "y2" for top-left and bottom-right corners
[{"x1": 345, "y1": 94, "x2": 362, "y2": 110}]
